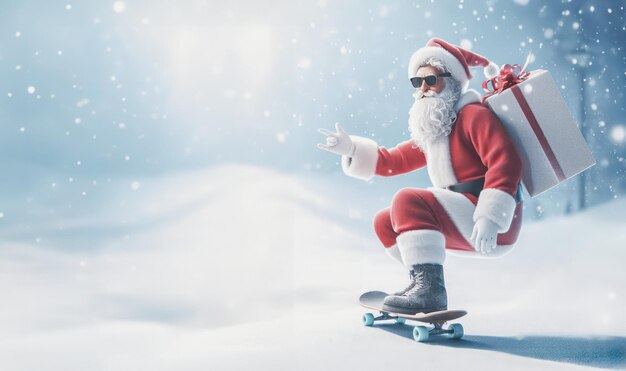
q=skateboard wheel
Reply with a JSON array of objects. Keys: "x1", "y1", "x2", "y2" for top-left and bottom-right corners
[
  {"x1": 449, "y1": 323, "x2": 464, "y2": 339},
  {"x1": 363, "y1": 313, "x2": 375, "y2": 326},
  {"x1": 395, "y1": 317, "x2": 406, "y2": 325},
  {"x1": 413, "y1": 326, "x2": 429, "y2": 342}
]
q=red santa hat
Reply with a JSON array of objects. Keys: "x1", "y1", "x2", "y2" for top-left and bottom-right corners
[{"x1": 408, "y1": 38, "x2": 499, "y2": 91}]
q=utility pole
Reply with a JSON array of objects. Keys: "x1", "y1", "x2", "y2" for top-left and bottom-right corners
[
  {"x1": 563, "y1": 42, "x2": 593, "y2": 212},
  {"x1": 578, "y1": 65, "x2": 587, "y2": 210},
  {"x1": 568, "y1": 49, "x2": 591, "y2": 211}
]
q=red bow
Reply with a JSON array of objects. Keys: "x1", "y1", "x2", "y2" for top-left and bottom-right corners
[{"x1": 481, "y1": 54, "x2": 532, "y2": 102}]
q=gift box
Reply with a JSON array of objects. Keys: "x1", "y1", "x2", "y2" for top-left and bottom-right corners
[{"x1": 484, "y1": 69, "x2": 596, "y2": 197}]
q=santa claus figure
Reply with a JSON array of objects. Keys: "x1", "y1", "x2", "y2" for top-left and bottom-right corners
[{"x1": 318, "y1": 38, "x2": 524, "y2": 315}]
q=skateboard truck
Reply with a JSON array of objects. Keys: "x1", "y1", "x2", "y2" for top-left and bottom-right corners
[{"x1": 363, "y1": 312, "x2": 406, "y2": 325}]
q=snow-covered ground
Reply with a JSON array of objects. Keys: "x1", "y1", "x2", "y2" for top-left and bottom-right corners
[{"x1": 0, "y1": 164, "x2": 624, "y2": 370}]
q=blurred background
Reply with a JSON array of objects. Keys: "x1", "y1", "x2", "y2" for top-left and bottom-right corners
[
  {"x1": 0, "y1": 0, "x2": 624, "y2": 234},
  {"x1": 0, "y1": 1, "x2": 625, "y2": 369}
]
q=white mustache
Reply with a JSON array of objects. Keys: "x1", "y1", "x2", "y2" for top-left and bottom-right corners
[{"x1": 412, "y1": 90, "x2": 438, "y2": 99}]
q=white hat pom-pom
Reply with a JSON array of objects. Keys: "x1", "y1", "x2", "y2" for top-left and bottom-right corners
[{"x1": 484, "y1": 61, "x2": 500, "y2": 79}]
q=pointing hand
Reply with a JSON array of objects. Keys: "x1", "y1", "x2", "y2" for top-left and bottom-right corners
[{"x1": 317, "y1": 123, "x2": 355, "y2": 157}]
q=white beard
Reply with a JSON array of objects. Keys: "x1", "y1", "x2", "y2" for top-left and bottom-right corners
[{"x1": 408, "y1": 82, "x2": 462, "y2": 151}]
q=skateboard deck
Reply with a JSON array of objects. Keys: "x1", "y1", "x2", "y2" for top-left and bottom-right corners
[{"x1": 359, "y1": 291, "x2": 467, "y2": 342}]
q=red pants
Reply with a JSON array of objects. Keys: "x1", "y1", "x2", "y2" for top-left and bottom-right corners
[{"x1": 373, "y1": 188, "x2": 522, "y2": 252}]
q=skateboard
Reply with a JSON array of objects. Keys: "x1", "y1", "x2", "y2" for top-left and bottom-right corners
[{"x1": 359, "y1": 291, "x2": 467, "y2": 342}]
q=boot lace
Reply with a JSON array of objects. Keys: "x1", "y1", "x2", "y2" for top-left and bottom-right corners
[
  {"x1": 397, "y1": 277, "x2": 415, "y2": 293},
  {"x1": 403, "y1": 271, "x2": 424, "y2": 296}
]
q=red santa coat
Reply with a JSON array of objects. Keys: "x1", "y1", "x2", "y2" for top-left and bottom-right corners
[{"x1": 342, "y1": 90, "x2": 523, "y2": 258}]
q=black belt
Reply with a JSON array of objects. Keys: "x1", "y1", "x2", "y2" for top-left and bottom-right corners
[{"x1": 445, "y1": 177, "x2": 523, "y2": 204}]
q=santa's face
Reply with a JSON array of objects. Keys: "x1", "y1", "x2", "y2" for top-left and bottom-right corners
[
  {"x1": 414, "y1": 65, "x2": 446, "y2": 95},
  {"x1": 408, "y1": 65, "x2": 462, "y2": 150}
]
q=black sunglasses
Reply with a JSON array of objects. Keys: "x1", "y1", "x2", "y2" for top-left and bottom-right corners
[{"x1": 410, "y1": 72, "x2": 452, "y2": 88}]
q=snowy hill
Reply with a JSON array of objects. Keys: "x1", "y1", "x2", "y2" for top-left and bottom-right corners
[{"x1": 0, "y1": 164, "x2": 624, "y2": 370}]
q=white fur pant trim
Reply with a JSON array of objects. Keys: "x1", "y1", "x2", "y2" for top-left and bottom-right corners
[
  {"x1": 397, "y1": 230, "x2": 446, "y2": 267},
  {"x1": 384, "y1": 245, "x2": 404, "y2": 266}
]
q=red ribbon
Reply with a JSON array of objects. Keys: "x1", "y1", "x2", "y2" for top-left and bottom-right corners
[
  {"x1": 481, "y1": 63, "x2": 530, "y2": 103},
  {"x1": 510, "y1": 85, "x2": 567, "y2": 182}
]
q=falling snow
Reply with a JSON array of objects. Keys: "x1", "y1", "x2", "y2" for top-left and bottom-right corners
[{"x1": 0, "y1": 1, "x2": 623, "y2": 234}]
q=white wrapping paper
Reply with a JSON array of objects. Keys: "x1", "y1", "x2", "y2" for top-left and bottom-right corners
[{"x1": 485, "y1": 69, "x2": 596, "y2": 197}]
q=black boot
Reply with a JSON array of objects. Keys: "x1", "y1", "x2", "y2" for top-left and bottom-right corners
[{"x1": 382, "y1": 264, "x2": 447, "y2": 315}]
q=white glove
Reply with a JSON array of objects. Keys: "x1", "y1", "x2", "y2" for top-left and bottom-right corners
[
  {"x1": 470, "y1": 217, "x2": 499, "y2": 255},
  {"x1": 317, "y1": 123, "x2": 355, "y2": 157}
]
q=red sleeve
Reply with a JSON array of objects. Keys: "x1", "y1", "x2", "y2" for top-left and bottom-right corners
[
  {"x1": 467, "y1": 107, "x2": 522, "y2": 197},
  {"x1": 375, "y1": 140, "x2": 427, "y2": 177}
]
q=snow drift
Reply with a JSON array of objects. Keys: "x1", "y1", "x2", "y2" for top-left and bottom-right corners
[{"x1": 0, "y1": 164, "x2": 624, "y2": 370}]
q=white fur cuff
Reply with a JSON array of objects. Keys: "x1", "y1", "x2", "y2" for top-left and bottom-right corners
[
  {"x1": 473, "y1": 188, "x2": 517, "y2": 233},
  {"x1": 385, "y1": 245, "x2": 404, "y2": 266},
  {"x1": 397, "y1": 230, "x2": 446, "y2": 267},
  {"x1": 341, "y1": 136, "x2": 379, "y2": 181}
]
